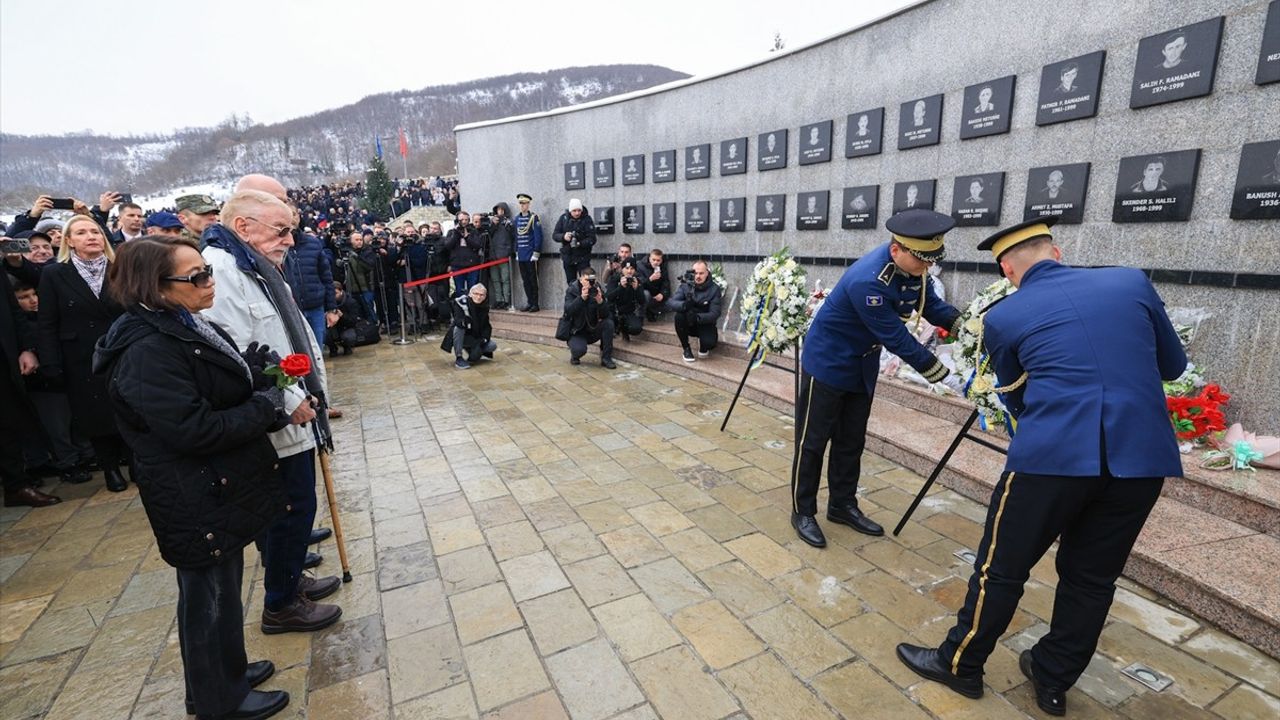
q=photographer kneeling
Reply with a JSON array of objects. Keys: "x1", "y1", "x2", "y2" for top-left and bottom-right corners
[
  {"x1": 559, "y1": 266, "x2": 616, "y2": 369},
  {"x1": 605, "y1": 256, "x2": 645, "y2": 341},
  {"x1": 667, "y1": 260, "x2": 723, "y2": 362},
  {"x1": 443, "y1": 283, "x2": 496, "y2": 370}
]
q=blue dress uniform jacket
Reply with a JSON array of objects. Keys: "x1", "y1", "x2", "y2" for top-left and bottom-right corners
[
  {"x1": 514, "y1": 212, "x2": 543, "y2": 262},
  {"x1": 983, "y1": 261, "x2": 1186, "y2": 478},
  {"x1": 803, "y1": 243, "x2": 961, "y2": 395}
]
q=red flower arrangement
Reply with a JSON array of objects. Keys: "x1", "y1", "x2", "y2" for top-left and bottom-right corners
[
  {"x1": 1167, "y1": 383, "x2": 1229, "y2": 441},
  {"x1": 264, "y1": 353, "x2": 312, "y2": 389}
]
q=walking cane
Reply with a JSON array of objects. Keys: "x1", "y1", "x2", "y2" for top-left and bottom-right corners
[{"x1": 317, "y1": 448, "x2": 353, "y2": 583}]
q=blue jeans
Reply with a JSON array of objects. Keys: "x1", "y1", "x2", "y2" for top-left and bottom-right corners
[
  {"x1": 357, "y1": 290, "x2": 376, "y2": 322},
  {"x1": 453, "y1": 269, "x2": 480, "y2": 297},
  {"x1": 258, "y1": 449, "x2": 317, "y2": 610},
  {"x1": 303, "y1": 308, "x2": 326, "y2": 348}
]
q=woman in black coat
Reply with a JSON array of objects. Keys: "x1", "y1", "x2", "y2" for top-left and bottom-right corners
[
  {"x1": 94, "y1": 238, "x2": 292, "y2": 720},
  {"x1": 36, "y1": 215, "x2": 129, "y2": 491}
]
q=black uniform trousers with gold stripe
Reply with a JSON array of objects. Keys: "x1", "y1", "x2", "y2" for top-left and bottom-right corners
[
  {"x1": 790, "y1": 370, "x2": 873, "y2": 517},
  {"x1": 937, "y1": 470, "x2": 1163, "y2": 687}
]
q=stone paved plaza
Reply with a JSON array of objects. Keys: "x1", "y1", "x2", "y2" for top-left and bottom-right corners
[{"x1": 2, "y1": 339, "x2": 1277, "y2": 719}]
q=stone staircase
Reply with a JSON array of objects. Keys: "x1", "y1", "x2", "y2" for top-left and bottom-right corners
[
  {"x1": 389, "y1": 205, "x2": 456, "y2": 229},
  {"x1": 489, "y1": 310, "x2": 1280, "y2": 659}
]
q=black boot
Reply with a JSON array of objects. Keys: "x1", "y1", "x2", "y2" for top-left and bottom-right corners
[
  {"x1": 103, "y1": 466, "x2": 128, "y2": 492},
  {"x1": 195, "y1": 689, "x2": 289, "y2": 720}
]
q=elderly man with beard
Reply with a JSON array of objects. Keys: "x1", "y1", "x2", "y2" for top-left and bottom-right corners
[{"x1": 202, "y1": 188, "x2": 343, "y2": 634}]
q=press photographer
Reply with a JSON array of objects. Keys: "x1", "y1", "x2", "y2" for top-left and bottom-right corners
[
  {"x1": 637, "y1": 248, "x2": 671, "y2": 320},
  {"x1": 487, "y1": 203, "x2": 515, "y2": 310},
  {"x1": 601, "y1": 242, "x2": 634, "y2": 286},
  {"x1": 558, "y1": 266, "x2": 616, "y2": 369},
  {"x1": 339, "y1": 231, "x2": 377, "y2": 322},
  {"x1": 605, "y1": 256, "x2": 645, "y2": 341},
  {"x1": 667, "y1": 260, "x2": 723, "y2": 362},
  {"x1": 444, "y1": 211, "x2": 488, "y2": 296},
  {"x1": 552, "y1": 199, "x2": 596, "y2": 284}
]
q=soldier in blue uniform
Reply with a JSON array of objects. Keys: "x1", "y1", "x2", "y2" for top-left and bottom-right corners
[
  {"x1": 513, "y1": 193, "x2": 543, "y2": 312},
  {"x1": 897, "y1": 217, "x2": 1187, "y2": 717},
  {"x1": 792, "y1": 209, "x2": 964, "y2": 548}
]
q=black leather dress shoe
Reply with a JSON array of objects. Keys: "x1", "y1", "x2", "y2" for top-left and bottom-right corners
[
  {"x1": 196, "y1": 689, "x2": 289, "y2": 720},
  {"x1": 827, "y1": 503, "x2": 884, "y2": 536},
  {"x1": 896, "y1": 644, "x2": 983, "y2": 699},
  {"x1": 1020, "y1": 650, "x2": 1066, "y2": 716},
  {"x1": 791, "y1": 513, "x2": 827, "y2": 548},
  {"x1": 187, "y1": 661, "x2": 275, "y2": 714},
  {"x1": 303, "y1": 551, "x2": 322, "y2": 569},
  {"x1": 308, "y1": 527, "x2": 332, "y2": 545},
  {"x1": 104, "y1": 467, "x2": 128, "y2": 492}
]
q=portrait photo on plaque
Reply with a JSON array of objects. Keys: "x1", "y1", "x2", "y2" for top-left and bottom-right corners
[
  {"x1": 564, "y1": 162, "x2": 585, "y2": 190},
  {"x1": 1112, "y1": 149, "x2": 1202, "y2": 222},
  {"x1": 593, "y1": 159, "x2": 615, "y2": 188},
  {"x1": 845, "y1": 108, "x2": 884, "y2": 158},
  {"x1": 653, "y1": 202, "x2": 677, "y2": 233},
  {"x1": 622, "y1": 154, "x2": 645, "y2": 185},
  {"x1": 796, "y1": 191, "x2": 830, "y2": 230},
  {"x1": 685, "y1": 201, "x2": 711, "y2": 233},
  {"x1": 685, "y1": 144, "x2": 711, "y2": 179},
  {"x1": 898, "y1": 94, "x2": 943, "y2": 150},
  {"x1": 799, "y1": 120, "x2": 833, "y2": 165},
  {"x1": 652, "y1": 150, "x2": 676, "y2": 183},
  {"x1": 758, "y1": 129, "x2": 789, "y2": 171},
  {"x1": 719, "y1": 198, "x2": 747, "y2": 232},
  {"x1": 593, "y1": 206, "x2": 615, "y2": 234},
  {"x1": 1024, "y1": 163, "x2": 1091, "y2": 224},
  {"x1": 959, "y1": 75, "x2": 1016, "y2": 139},
  {"x1": 841, "y1": 186, "x2": 879, "y2": 229},
  {"x1": 622, "y1": 205, "x2": 646, "y2": 234},
  {"x1": 1129, "y1": 16, "x2": 1224, "y2": 109},
  {"x1": 1230, "y1": 139, "x2": 1280, "y2": 220},
  {"x1": 951, "y1": 172, "x2": 1006, "y2": 227},
  {"x1": 1258, "y1": 0, "x2": 1280, "y2": 85},
  {"x1": 892, "y1": 180, "x2": 936, "y2": 213},
  {"x1": 1036, "y1": 50, "x2": 1106, "y2": 125},
  {"x1": 720, "y1": 137, "x2": 748, "y2": 175},
  {"x1": 755, "y1": 194, "x2": 786, "y2": 231}
]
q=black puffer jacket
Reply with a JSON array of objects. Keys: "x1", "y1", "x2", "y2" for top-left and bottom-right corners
[{"x1": 94, "y1": 308, "x2": 287, "y2": 569}]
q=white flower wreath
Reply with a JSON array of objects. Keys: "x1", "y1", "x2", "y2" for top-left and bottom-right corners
[
  {"x1": 740, "y1": 248, "x2": 809, "y2": 354},
  {"x1": 952, "y1": 278, "x2": 1018, "y2": 427}
]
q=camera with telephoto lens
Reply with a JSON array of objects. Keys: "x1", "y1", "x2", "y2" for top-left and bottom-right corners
[
  {"x1": 680, "y1": 269, "x2": 697, "y2": 286},
  {"x1": 567, "y1": 231, "x2": 579, "y2": 248}
]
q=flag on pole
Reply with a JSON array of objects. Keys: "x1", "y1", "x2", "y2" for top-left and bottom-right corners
[
  {"x1": 375, "y1": 136, "x2": 383, "y2": 159},
  {"x1": 398, "y1": 128, "x2": 408, "y2": 157}
]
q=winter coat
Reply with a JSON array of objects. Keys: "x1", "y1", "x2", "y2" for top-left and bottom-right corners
[
  {"x1": 637, "y1": 258, "x2": 672, "y2": 301},
  {"x1": 444, "y1": 227, "x2": 487, "y2": 270},
  {"x1": 94, "y1": 308, "x2": 286, "y2": 569},
  {"x1": 552, "y1": 211, "x2": 596, "y2": 268},
  {"x1": 440, "y1": 295, "x2": 492, "y2": 354},
  {"x1": 285, "y1": 231, "x2": 336, "y2": 312},
  {"x1": 561, "y1": 280, "x2": 611, "y2": 335},
  {"x1": 488, "y1": 207, "x2": 515, "y2": 258},
  {"x1": 667, "y1": 278, "x2": 724, "y2": 325},
  {"x1": 201, "y1": 224, "x2": 329, "y2": 459},
  {"x1": 36, "y1": 260, "x2": 124, "y2": 437}
]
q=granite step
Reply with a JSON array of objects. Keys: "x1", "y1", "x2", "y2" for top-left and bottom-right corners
[{"x1": 490, "y1": 312, "x2": 1280, "y2": 659}]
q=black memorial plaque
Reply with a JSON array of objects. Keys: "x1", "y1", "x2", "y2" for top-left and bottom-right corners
[
  {"x1": 1129, "y1": 16, "x2": 1224, "y2": 109},
  {"x1": 796, "y1": 191, "x2": 830, "y2": 230},
  {"x1": 1112, "y1": 149, "x2": 1202, "y2": 222},
  {"x1": 1259, "y1": 1, "x2": 1280, "y2": 85},
  {"x1": 622, "y1": 205, "x2": 645, "y2": 234},
  {"x1": 845, "y1": 108, "x2": 884, "y2": 158},
  {"x1": 951, "y1": 172, "x2": 1006, "y2": 227},
  {"x1": 799, "y1": 120, "x2": 833, "y2": 165},
  {"x1": 592, "y1": 206, "x2": 615, "y2": 234},
  {"x1": 841, "y1": 186, "x2": 879, "y2": 229},
  {"x1": 720, "y1": 138, "x2": 748, "y2": 175},
  {"x1": 685, "y1": 144, "x2": 711, "y2": 179},
  {"x1": 593, "y1": 159, "x2": 614, "y2": 188},
  {"x1": 719, "y1": 198, "x2": 747, "y2": 232},
  {"x1": 959, "y1": 76, "x2": 1016, "y2": 139},
  {"x1": 622, "y1": 154, "x2": 645, "y2": 185},
  {"x1": 564, "y1": 162, "x2": 585, "y2": 190},
  {"x1": 1023, "y1": 163, "x2": 1091, "y2": 224},
  {"x1": 758, "y1": 129, "x2": 788, "y2": 171},
  {"x1": 898, "y1": 94, "x2": 943, "y2": 150},
  {"x1": 685, "y1": 202, "x2": 710, "y2": 233},
  {"x1": 755, "y1": 194, "x2": 786, "y2": 231},
  {"x1": 1230, "y1": 139, "x2": 1280, "y2": 220},
  {"x1": 892, "y1": 180, "x2": 936, "y2": 213},
  {"x1": 652, "y1": 150, "x2": 676, "y2": 183},
  {"x1": 1036, "y1": 51, "x2": 1106, "y2": 125},
  {"x1": 653, "y1": 203, "x2": 676, "y2": 233}
]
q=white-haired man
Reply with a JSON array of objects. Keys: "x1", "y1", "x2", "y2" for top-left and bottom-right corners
[{"x1": 202, "y1": 188, "x2": 342, "y2": 634}]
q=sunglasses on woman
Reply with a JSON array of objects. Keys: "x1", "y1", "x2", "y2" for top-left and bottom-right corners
[{"x1": 163, "y1": 266, "x2": 215, "y2": 288}]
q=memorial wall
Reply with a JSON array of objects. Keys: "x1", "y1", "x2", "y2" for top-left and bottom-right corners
[{"x1": 456, "y1": 0, "x2": 1279, "y2": 428}]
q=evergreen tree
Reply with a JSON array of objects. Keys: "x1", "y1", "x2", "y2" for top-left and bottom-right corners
[{"x1": 362, "y1": 155, "x2": 395, "y2": 220}]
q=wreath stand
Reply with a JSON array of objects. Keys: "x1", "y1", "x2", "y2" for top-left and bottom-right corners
[
  {"x1": 721, "y1": 339, "x2": 800, "y2": 433},
  {"x1": 893, "y1": 407, "x2": 1008, "y2": 536}
]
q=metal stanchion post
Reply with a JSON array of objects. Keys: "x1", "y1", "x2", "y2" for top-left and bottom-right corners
[{"x1": 393, "y1": 268, "x2": 414, "y2": 346}]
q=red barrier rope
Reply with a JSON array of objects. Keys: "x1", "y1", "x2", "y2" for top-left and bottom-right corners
[{"x1": 402, "y1": 257, "x2": 511, "y2": 289}]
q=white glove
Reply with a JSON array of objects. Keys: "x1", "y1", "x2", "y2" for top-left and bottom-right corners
[
  {"x1": 941, "y1": 373, "x2": 966, "y2": 396},
  {"x1": 531, "y1": 252, "x2": 540, "y2": 262}
]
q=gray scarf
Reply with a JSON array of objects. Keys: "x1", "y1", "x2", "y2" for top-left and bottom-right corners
[
  {"x1": 248, "y1": 248, "x2": 316, "y2": 388},
  {"x1": 189, "y1": 312, "x2": 252, "y2": 383}
]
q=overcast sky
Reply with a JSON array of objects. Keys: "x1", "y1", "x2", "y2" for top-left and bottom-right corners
[{"x1": 1, "y1": 0, "x2": 917, "y2": 137}]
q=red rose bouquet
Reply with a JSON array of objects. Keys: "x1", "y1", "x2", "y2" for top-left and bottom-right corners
[
  {"x1": 264, "y1": 353, "x2": 312, "y2": 389},
  {"x1": 1167, "y1": 383, "x2": 1229, "y2": 442}
]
